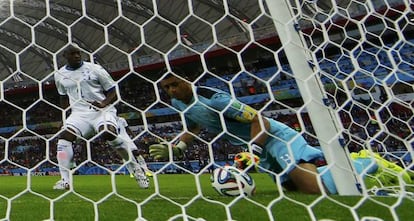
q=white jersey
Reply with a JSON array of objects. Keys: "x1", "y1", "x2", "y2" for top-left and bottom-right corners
[{"x1": 54, "y1": 61, "x2": 116, "y2": 113}]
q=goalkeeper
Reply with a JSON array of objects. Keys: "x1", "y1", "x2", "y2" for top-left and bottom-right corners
[{"x1": 150, "y1": 72, "x2": 328, "y2": 194}]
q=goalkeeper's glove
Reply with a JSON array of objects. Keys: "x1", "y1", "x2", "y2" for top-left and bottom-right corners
[
  {"x1": 233, "y1": 152, "x2": 260, "y2": 170},
  {"x1": 149, "y1": 141, "x2": 187, "y2": 160},
  {"x1": 233, "y1": 143, "x2": 262, "y2": 170}
]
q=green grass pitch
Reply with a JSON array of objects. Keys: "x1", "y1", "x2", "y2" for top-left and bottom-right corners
[{"x1": 0, "y1": 173, "x2": 413, "y2": 221}]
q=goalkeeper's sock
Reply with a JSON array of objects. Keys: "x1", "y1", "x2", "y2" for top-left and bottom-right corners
[
  {"x1": 56, "y1": 139, "x2": 73, "y2": 182},
  {"x1": 317, "y1": 166, "x2": 337, "y2": 194}
]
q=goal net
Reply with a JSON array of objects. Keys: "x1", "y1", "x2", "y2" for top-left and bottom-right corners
[{"x1": 0, "y1": 0, "x2": 413, "y2": 220}]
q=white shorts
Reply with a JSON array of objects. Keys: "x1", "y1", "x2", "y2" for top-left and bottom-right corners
[{"x1": 64, "y1": 109, "x2": 118, "y2": 139}]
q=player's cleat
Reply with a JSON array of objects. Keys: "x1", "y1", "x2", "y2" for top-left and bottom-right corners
[
  {"x1": 53, "y1": 179, "x2": 70, "y2": 190},
  {"x1": 133, "y1": 165, "x2": 149, "y2": 189},
  {"x1": 129, "y1": 171, "x2": 151, "y2": 178},
  {"x1": 136, "y1": 155, "x2": 153, "y2": 177},
  {"x1": 145, "y1": 171, "x2": 153, "y2": 177}
]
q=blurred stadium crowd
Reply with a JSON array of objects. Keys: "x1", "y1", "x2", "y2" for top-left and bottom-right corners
[
  {"x1": 1, "y1": 15, "x2": 413, "y2": 172},
  {"x1": 0, "y1": 61, "x2": 412, "y2": 174}
]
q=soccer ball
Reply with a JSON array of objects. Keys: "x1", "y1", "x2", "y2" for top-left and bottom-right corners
[{"x1": 210, "y1": 166, "x2": 256, "y2": 196}]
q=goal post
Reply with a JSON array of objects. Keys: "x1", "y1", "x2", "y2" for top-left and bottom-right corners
[{"x1": 264, "y1": 0, "x2": 360, "y2": 195}]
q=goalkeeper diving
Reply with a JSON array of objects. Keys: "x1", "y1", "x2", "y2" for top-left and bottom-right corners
[
  {"x1": 149, "y1": 71, "x2": 413, "y2": 194},
  {"x1": 150, "y1": 71, "x2": 332, "y2": 194}
]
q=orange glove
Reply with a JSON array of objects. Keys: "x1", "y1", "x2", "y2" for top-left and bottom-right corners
[{"x1": 233, "y1": 152, "x2": 260, "y2": 170}]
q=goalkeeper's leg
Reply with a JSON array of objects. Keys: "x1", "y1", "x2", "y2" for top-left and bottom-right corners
[
  {"x1": 289, "y1": 163, "x2": 325, "y2": 194},
  {"x1": 317, "y1": 156, "x2": 383, "y2": 195},
  {"x1": 118, "y1": 130, "x2": 153, "y2": 177}
]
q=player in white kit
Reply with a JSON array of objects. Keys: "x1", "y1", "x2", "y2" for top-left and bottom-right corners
[
  {"x1": 117, "y1": 116, "x2": 153, "y2": 177},
  {"x1": 53, "y1": 44, "x2": 149, "y2": 190}
]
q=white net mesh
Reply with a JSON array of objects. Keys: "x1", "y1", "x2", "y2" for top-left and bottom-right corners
[{"x1": 0, "y1": 0, "x2": 413, "y2": 220}]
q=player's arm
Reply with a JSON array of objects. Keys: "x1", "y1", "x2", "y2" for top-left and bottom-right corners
[
  {"x1": 149, "y1": 123, "x2": 200, "y2": 160},
  {"x1": 229, "y1": 112, "x2": 268, "y2": 169},
  {"x1": 103, "y1": 87, "x2": 118, "y2": 105},
  {"x1": 209, "y1": 93, "x2": 269, "y2": 170},
  {"x1": 179, "y1": 124, "x2": 200, "y2": 145},
  {"x1": 54, "y1": 76, "x2": 71, "y2": 127},
  {"x1": 90, "y1": 65, "x2": 118, "y2": 108},
  {"x1": 249, "y1": 114, "x2": 270, "y2": 147},
  {"x1": 58, "y1": 95, "x2": 72, "y2": 123},
  {"x1": 90, "y1": 87, "x2": 118, "y2": 108},
  {"x1": 54, "y1": 74, "x2": 70, "y2": 109},
  {"x1": 212, "y1": 93, "x2": 270, "y2": 148}
]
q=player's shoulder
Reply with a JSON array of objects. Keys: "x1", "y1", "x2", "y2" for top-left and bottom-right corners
[
  {"x1": 196, "y1": 86, "x2": 228, "y2": 99},
  {"x1": 196, "y1": 86, "x2": 233, "y2": 109},
  {"x1": 88, "y1": 62, "x2": 110, "y2": 75},
  {"x1": 171, "y1": 98, "x2": 184, "y2": 108},
  {"x1": 54, "y1": 65, "x2": 69, "y2": 78},
  {"x1": 82, "y1": 61, "x2": 101, "y2": 69}
]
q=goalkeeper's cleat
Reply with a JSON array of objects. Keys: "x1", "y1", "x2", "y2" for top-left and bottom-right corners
[
  {"x1": 53, "y1": 179, "x2": 70, "y2": 190},
  {"x1": 133, "y1": 165, "x2": 150, "y2": 189}
]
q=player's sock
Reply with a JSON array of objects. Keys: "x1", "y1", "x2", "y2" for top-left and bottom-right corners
[
  {"x1": 317, "y1": 166, "x2": 337, "y2": 194},
  {"x1": 118, "y1": 149, "x2": 136, "y2": 174},
  {"x1": 137, "y1": 155, "x2": 153, "y2": 176},
  {"x1": 108, "y1": 136, "x2": 149, "y2": 188},
  {"x1": 108, "y1": 137, "x2": 136, "y2": 163},
  {"x1": 137, "y1": 155, "x2": 149, "y2": 171},
  {"x1": 108, "y1": 137, "x2": 138, "y2": 173},
  {"x1": 56, "y1": 139, "x2": 73, "y2": 182},
  {"x1": 107, "y1": 136, "x2": 124, "y2": 148}
]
